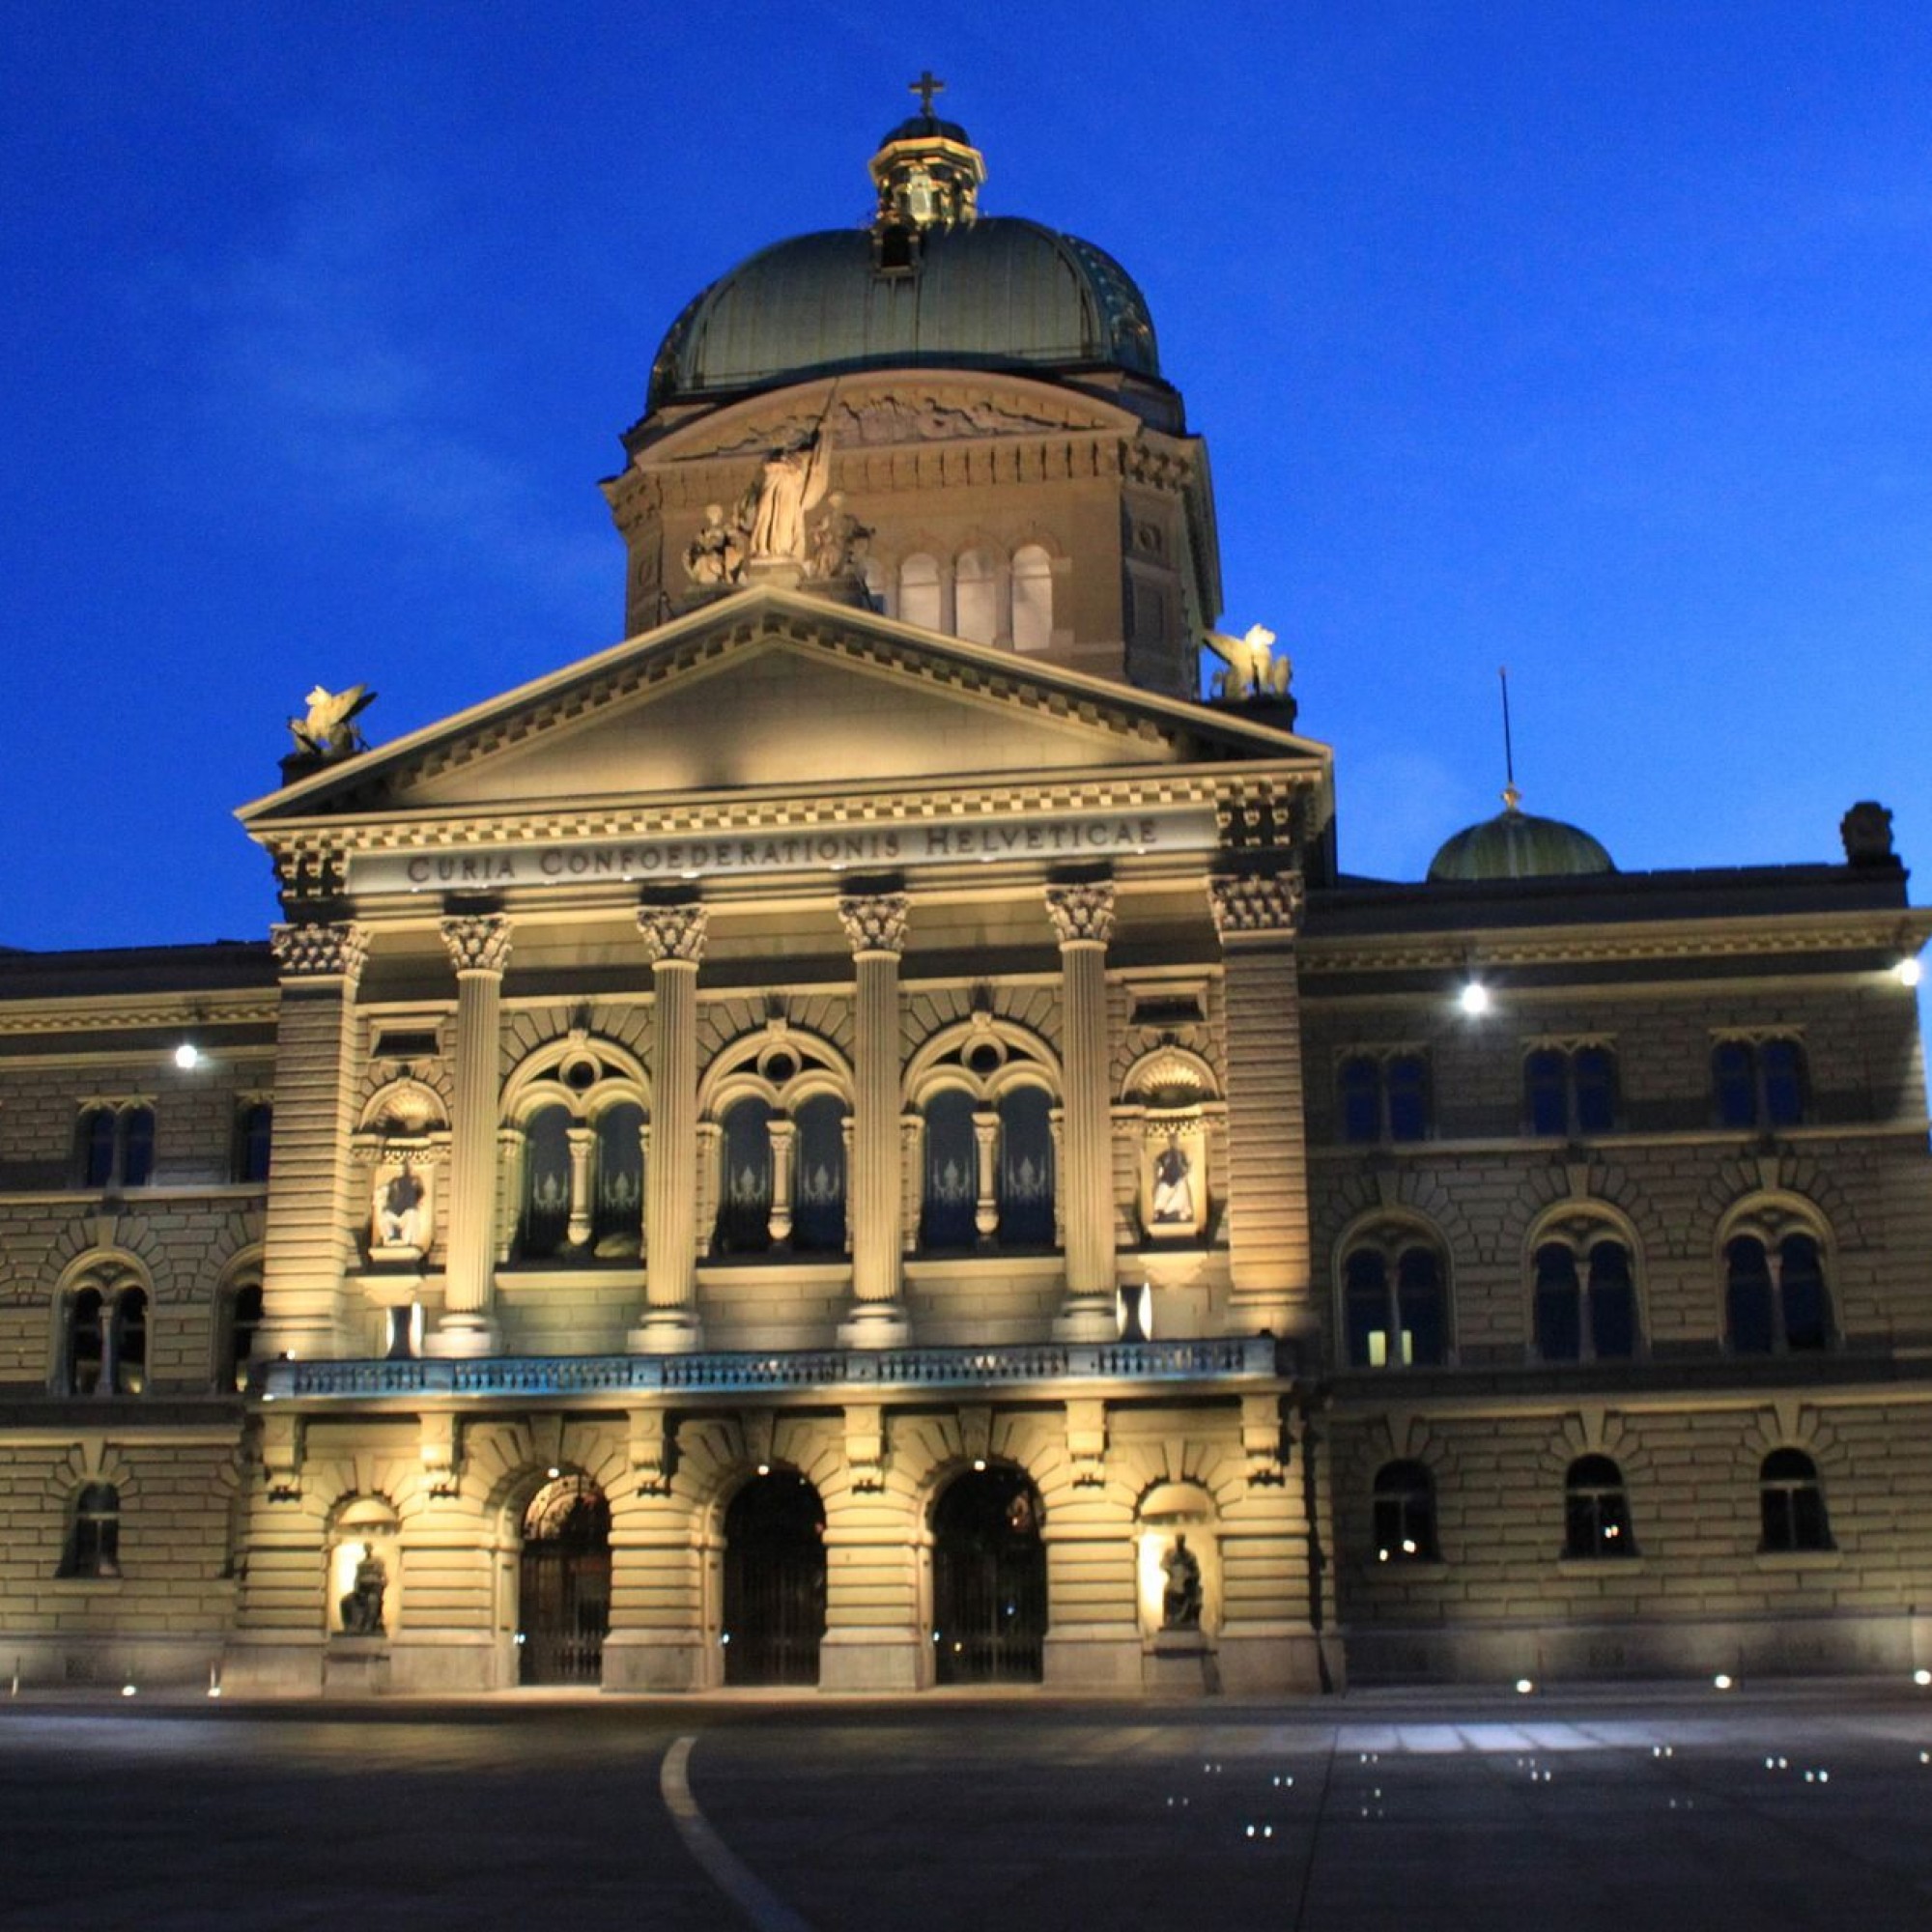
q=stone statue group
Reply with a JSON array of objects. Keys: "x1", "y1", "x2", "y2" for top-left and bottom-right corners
[{"x1": 684, "y1": 429, "x2": 872, "y2": 587}]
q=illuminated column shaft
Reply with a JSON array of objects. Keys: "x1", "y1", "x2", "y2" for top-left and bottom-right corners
[
  {"x1": 432, "y1": 914, "x2": 511, "y2": 1355},
  {"x1": 838, "y1": 894, "x2": 911, "y2": 1347},
  {"x1": 633, "y1": 905, "x2": 707, "y2": 1352},
  {"x1": 1208, "y1": 871, "x2": 1312, "y2": 1338},
  {"x1": 1047, "y1": 882, "x2": 1117, "y2": 1342}
]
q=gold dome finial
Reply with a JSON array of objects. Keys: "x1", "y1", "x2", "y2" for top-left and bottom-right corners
[{"x1": 869, "y1": 75, "x2": 984, "y2": 234}]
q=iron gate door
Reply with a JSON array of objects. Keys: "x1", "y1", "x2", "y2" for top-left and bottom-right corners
[
  {"x1": 723, "y1": 1472, "x2": 826, "y2": 1686},
  {"x1": 518, "y1": 1478, "x2": 611, "y2": 1686},
  {"x1": 932, "y1": 1465, "x2": 1046, "y2": 1684}
]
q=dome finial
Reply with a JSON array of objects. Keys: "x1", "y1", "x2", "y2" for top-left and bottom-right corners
[
  {"x1": 870, "y1": 77, "x2": 984, "y2": 233},
  {"x1": 1498, "y1": 665, "x2": 1521, "y2": 811}
]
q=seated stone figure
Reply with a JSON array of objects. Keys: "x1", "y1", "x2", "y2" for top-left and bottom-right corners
[
  {"x1": 339, "y1": 1544, "x2": 387, "y2": 1636},
  {"x1": 1160, "y1": 1533, "x2": 1203, "y2": 1630}
]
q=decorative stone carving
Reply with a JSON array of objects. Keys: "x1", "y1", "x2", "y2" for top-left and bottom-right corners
[
  {"x1": 439, "y1": 915, "x2": 512, "y2": 976},
  {"x1": 1207, "y1": 871, "x2": 1304, "y2": 939},
  {"x1": 687, "y1": 392, "x2": 1076, "y2": 461},
  {"x1": 1241, "y1": 1393, "x2": 1288, "y2": 1488},
  {"x1": 805, "y1": 492, "x2": 873, "y2": 581},
  {"x1": 270, "y1": 921, "x2": 368, "y2": 983},
  {"x1": 419, "y1": 1414, "x2": 462, "y2": 1500},
  {"x1": 288, "y1": 684, "x2": 376, "y2": 759},
  {"x1": 637, "y1": 903, "x2": 709, "y2": 965},
  {"x1": 1841, "y1": 800, "x2": 1895, "y2": 865},
  {"x1": 1202, "y1": 623, "x2": 1293, "y2": 706},
  {"x1": 838, "y1": 892, "x2": 911, "y2": 957},
  {"x1": 338, "y1": 1544, "x2": 388, "y2": 1635},
  {"x1": 683, "y1": 502, "x2": 744, "y2": 586},
  {"x1": 629, "y1": 1410, "x2": 675, "y2": 1496},
  {"x1": 1044, "y1": 881, "x2": 1117, "y2": 947},
  {"x1": 1065, "y1": 1397, "x2": 1106, "y2": 1490},
  {"x1": 844, "y1": 1404, "x2": 887, "y2": 1492},
  {"x1": 746, "y1": 430, "x2": 834, "y2": 562},
  {"x1": 1160, "y1": 1535, "x2": 1204, "y2": 1630},
  {"x1": 370, "y1": 1161, "x2": 434, "y2": 1255}
]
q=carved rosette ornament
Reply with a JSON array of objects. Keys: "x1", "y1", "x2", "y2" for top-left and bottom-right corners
[
  {"x1": 270, "y1": 921, "x2": 368, "y2": 985},
  {"x1": 838, "y1": 893, "x2": 911, "y2": 958},
  {"x1": 1044, "y1": 881, "x2": 1117, "y2": 948},
  {"x1": 1207, "y1": 872, "x2": 1305, "y2": 941},
  {"x1": 637, "y1": 904, "x2": 710, "y2": 966},
  {"x1": 439, "y1": 914, "x2": 513, "y2": 976}
]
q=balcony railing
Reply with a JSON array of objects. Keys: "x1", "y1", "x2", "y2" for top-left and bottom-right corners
[{"x1": 258, "y1": 1336, "x2": 1282, "y2": 1404}]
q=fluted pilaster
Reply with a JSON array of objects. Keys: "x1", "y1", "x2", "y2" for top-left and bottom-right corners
[
  {"x1": 1046, "y1": 881, "x2": 1118, "y2": 1341},
  {"x1": 837, "y1": 893, "x2": 911, "y2": 1346}
]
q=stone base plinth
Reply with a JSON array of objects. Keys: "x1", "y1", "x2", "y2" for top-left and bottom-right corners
[
  {"x1": 323, "y1": 1636, "x2": 391, "y2": 1696},
  {"x1": 836, "y1": 1302, "x2": 911, "y2": 1349},
  {"x1": 422, "y1": 1313, "x2": 498, "y2": 1358},
  {"x1": 627, "y1": 1309, "x2": 705, "y2": 1354},
  {"x1": 601, "y1": 1632, "x2": 713, "y2": 1692},
  {"x1": 1042, "y1": 1629, "x2": 1143, "y2": 1690},
  {"x1": 1144, "y1": 1627, "x2": 1220, "y2": 1694},
  {"x1": 817, "y1": 1632, "x2": 925, "y2": 1692}
]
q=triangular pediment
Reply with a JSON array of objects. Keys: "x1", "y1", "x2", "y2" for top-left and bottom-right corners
[{"x1": 240, "y1": 589, "x2": 1327, "y2": 836}]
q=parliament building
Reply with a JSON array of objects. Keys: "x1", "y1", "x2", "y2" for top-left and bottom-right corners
[{"x1": 4, "y1": 102, "x2": 1929, "y2": 1696}]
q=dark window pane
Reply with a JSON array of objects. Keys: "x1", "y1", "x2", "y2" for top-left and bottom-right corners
[
  {"x1": 791, "y1": 1094, "x2": 847, "y2": 1254},
  {"x1": 996, "y1": 1087, "x2": 1055, "y2": 1248},
  {"x1": 1396, "y1": 1248, "x2": 1445, "y2": 1366},
  {"x1": 1372, "y1": 1462, "x2": 1438, "y2": 1563},
  {"x1": 68, "y1": 1289, "x2": 103, "y2": 1396},
  {"x1": 717, "y1": 1098, "x2": 775, "y2": 1255},
  {"x1": 1713, "y1": 1042, "x2": 1756, "y2": 1128},
  {"x1": 1565, "y1": 1456, "x2": 1633, "y2": 1558},
  {"x1": 1573, "y1": 1048, "x2": 1617, "y2": 1133},
  {"x1": 1726, "y1": 1237, "x2": 1775, "y2": 1353},
  {"x1": 1339, "y1": 1058, "x2": 1381, "y2": 1144},
  {"x1": 226, "y1": 1282, "x2": 264, "y2": 1393},
  {"x1": 120, "y1": 1109, "x2": 155, "y2": 1187},
  {"x1": 921, "y1": 1090, "x2": 979, "y2": 1250},
  {"x1": 1792, "y1": 1485, "x2": 1832, "y2": 1550},
  {"x1": 521, "y1": 1105, "x2": 573, "y2": 1259},
  {"x1": 111, "y1": 1288, "x2": 146, "y2": 1395},
  {"x1": 1779, "y1": 1236, "x2": 1830, "y2": 1350},
  {"x1": 1534, "y1": 1245, "x2": 1581, "y2": 1362},
  {"x1": 239, "y1": 1104, "x2": 273, "y2": 1183},
  {"x1": 1588, "y1": 1243, "x2": 1637, "y2": 1358},
  {"x1": 82, "y1": 1111, "x2": 116, "y2": 1188},
  {"x1": 1343, "y1": 1250, "x2": 1388, "y2": 1368},
  {"x1": 592, "y1": 1102, "x2": 645, "y2": 1250},
  {"x1": 1525, "y1": 1050, "x2": 1568, "y2": 1137},
  {"x1": 1386, "y1": 1057, "x2": 1429, "y2": 1143},
  {"x1": 1761, "y1": 1040, "x2": 1804, "y2": 1127}
]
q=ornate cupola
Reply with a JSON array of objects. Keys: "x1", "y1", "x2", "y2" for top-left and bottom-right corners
[{"x1": 867, "y1": 71, "x2": 986, "y2": 241}]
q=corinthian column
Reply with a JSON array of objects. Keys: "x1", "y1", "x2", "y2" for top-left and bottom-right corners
[
  {"x1": 1046, "y1": 881, "x2": 1118, "y2": 1342},
  {"x1": 427, "y1": 914, "x2": 511, "y2": 1357},
  {"x1": 837, "y1": 893, "x2": 911, "y2": 1347},
  {"x1": 258, "y1": 921, "x2": 367, "y2": 1360},
  {"x1": 630, "y1": 903, "x2": 708, "y2": 1353},
  {"x1": 1208, "y1": 869, "x2": 1311, "y2": 1338}
]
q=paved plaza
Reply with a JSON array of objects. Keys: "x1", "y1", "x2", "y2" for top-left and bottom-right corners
[{"x1": 3, "y1": 1686, "x2": 1930, "y2": 1929}]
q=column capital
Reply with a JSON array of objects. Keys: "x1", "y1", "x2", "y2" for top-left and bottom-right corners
[
  {"x1": 1207, "y1": 869, "x2": 1304, "y2": 941},
  {"x1": 637, "y1": 903, "x2": 709, "y2": 966},
  {"x1": 270, "y1": 920, "x2": 367, "y2": 986},
  {"x1": 837, "y1": 892, "x2": 911, "y2": 958},
  {"x1": 1044, "y1": 880, "x2": 1116, "y2": 948},
  {"x1": 439, "y1": 913, "x2": 513, "y2": 975}
]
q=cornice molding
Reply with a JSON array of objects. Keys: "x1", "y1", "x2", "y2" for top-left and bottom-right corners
[{"x1": 0, "y1": 993, "x2": 278, "y2": 1038}]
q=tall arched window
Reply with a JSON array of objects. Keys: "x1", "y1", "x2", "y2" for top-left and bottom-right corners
[
  {"x1": 66, "y1": 1287, "x2": 104, "y2": 1395},
  {"x1": 1340, "y1": 1234, "x2": 1449, "y2": 1369},
  {"x1": 954, "y1": 548, "x2": 998, "y2": 644},
  {"x1": 920, "y1": 1090, "x2": 980, "y2": 1250},
  {"x1": 62, "y1": 1277, "x2": 145, "y2": 1397},
  {"x1": 221, "y1": 1281, "x2": 264, "y2": 1394},
  {"x1": 716, "y1": 1097, "x2": 776, "y2": 1254},
  {"x1": 898, "y1": 553, "x2": 941, "y2": 632},
  {"x1": 1759, "y1": 1448, "x2": 1833, "y2": 1552},
  {"x1": 1564, "y1": 1455, "x2": 1634, "y2": 1558},
  {"x1": 1726, "y1": 1231, "x2": 1832, "y2": 1353},
  {"x1": 592, "y1": 1102, "x2": 645, "y2": 1253},
  {"x1": 109, "y1": 1288, "x2": 146, "y2": 1395},
  {"x1": 1010, "y1": 545, "x2": 1053, "y2": 651},
  {"x1": 62, "y1": 1484, "x2": 121, "y2": 1578},
  {"x1": 995, "y1": 1086, "x2": 1055, "y2": 1248},
  {"x1": 1372, "y1": 1460, "x2": 1439, "y2": 1564},
  {"x1": 1534, "y1": 1235, "x2": 1639, "y2": 1362},
  {"x1": 520, "y1": 1104, "x2": 573, "y2": 1259},
  {"x1": 791, "y1": 1094, "x2": 847, "y2": 1255}
]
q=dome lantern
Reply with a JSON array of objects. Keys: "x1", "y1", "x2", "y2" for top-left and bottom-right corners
[{"x1": 868, "y1": 71, "x2": 985, "y2": 239}]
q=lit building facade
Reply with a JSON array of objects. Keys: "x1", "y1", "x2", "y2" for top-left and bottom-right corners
[{"x1": 2, "y1": 106, "x2": 1928, "y2": 1694}]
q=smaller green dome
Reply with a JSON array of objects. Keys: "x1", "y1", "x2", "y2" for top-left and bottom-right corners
[{"x1": 1428, "y1": 790, "x2": 1614, "y2": 883}]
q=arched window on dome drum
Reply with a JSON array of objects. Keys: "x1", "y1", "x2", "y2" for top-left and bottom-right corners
[
  {"x1": 1372, "y1": 1460, "x2": 1439, "y2": 1565},
  {"x1": 921, "y1": 1090, "x2": 979, "y2": 1251},
  {"x1": 1564, "y1": 1455, "x2": 1634, "y2": 1558},
  {"x1": 954, "y1": 549, "x2": 998, "y2": 644},
  {"x1": 1010, "y1": 545, "x2": 1052, "y2": 651},
  {"x1": 592, "y1": 1102, "x2": 644, "y2": 1252},
  {"x1": 521, "y1": 1104, "x2": 572, "y2": 1260},
  {"x1": 791, "y1": 1094, "x2": 847, "y2": 1255},
  {"x1": 716, "y1": 1097, "x2": 775, "y2": 1255},
  {"x1": 995, "y1": 1087, "x2": 1055, "y2": 1248},
  {"x1": 899, "y1": 554, "x2": 941, "y2": 633},
  {"x1": 1759, "y1": 1448, "x2": 1832, "y2": 1552}
]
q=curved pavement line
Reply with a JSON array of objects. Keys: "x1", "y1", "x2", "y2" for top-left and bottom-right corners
[{"x1": 660, "y1": 1734, "x2": 817, "y2": 1932}]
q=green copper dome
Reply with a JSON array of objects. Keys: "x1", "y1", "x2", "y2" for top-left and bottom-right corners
[
  {"x1": 645, "y1": 113, "x2": 1160, "y2": 411},
  {"x1": 1428, "y1": 791, "x2": 1614, "y2": 883}
]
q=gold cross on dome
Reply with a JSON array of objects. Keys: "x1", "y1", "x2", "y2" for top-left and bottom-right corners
[{"x1": 909, "y1": 70, "x2": 945, "y2": 116}]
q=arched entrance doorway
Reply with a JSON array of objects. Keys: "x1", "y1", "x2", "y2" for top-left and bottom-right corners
[
  {"x1": 722, "y1": 1470, "x2": 826, "y2": 1686},
  {"x1": 931, "y1": 1463, "x2": 1046, "y2": 1684},
  {"x1": 518, "y1": 1474, "x2": 611, "y2": 1686}
]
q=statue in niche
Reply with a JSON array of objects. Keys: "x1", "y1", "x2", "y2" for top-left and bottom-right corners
[
  {"x1": 373, "y1": 1168, "x2": 427, "y2": 1249},
  {"x1": 339, "y1": 1544, "x2": 387, "y2": 1635},
  {"x1": 805, "y1": 491, "x2": 872, "y2": 581},
  {"x1": 1151, "y1": 1138, "x2": 1194, "y2": 1224},
  {"x1": 1160, "y1": 1534, "x2": 1203, "y2": 1631},
  {"x1": 288, "y1": 683, "x2": 377, "y2": 758},
  {"x1": 683, "y1": 501, "x2": 743, "y2": 586},
  {"x1": 744, "y1": 429, "x2": 834, "y2": 561}
]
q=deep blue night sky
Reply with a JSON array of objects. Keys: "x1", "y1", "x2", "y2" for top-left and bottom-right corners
[{"x1": 4, "y1": 5, "x2": 1928, "y2": 1000}]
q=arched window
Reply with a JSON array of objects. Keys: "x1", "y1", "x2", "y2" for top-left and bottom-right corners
[
  {"x1": 920, "y1": 1089, "x2": 980, "y2": 1250},
  {"x1": 1759, "y1": 1448, "x2": 1833, "y2": 1552},
  {"x1": 1588, "y1": 1242, "x2": 1637, "y2": 1358},
  {"x1": 1533, "y1": 1244, "x2": 1582, "y2": 1361},
  {"x1": 996, "y1": 1086, "x2": 1055, "y2": 1248},
  {"x1": 954, "y1": 548, "x2": 998, "y2": 644},
  {"x1": 66, "y1": 1288, "x2": 104, "y2": 1395},
  {"x1": 1372, "y1": 1461, "x2": 1439, "y2": 1564},
  {"x1": 898, "y1": 553, "x2": 941, "y2": 632},
  {"x1": 1726, "y1": 1231, "x2": 1832, "y2": 1353},
  {"x1": 234, "y1": 1102, "x2": 273, "y2": 1183},
  {"x1": 1534, "y1": 1236, "x2": 1638, "y2": 1362},
  {"x1": 221, "y1": 1281, "x2": 264, "y2": 1394},
  {"x1": 1010, "y1": 545, "x2": 1053, "y2": 651},
  {"x1": 791, "y1": 1094, "x2": 847, "y2": 1255},
  {"x1": 59, "y1": 1272, "x2": 148, "y2": 1398},
  {"x1": 1564, "y1": 1455, "x2": 1634, "y2": 1558},
  {"x1": 716, "y1": 1096, "x2": 776, "y2": 1255},
  {"x1": 109, "y1": 1288, "x2": 146, "y2": 1395},
  {"x1": 592, "y1": 1102, "x2": 645, "y2": 1253},
  {"x1": 1341, "y1": 1236, "x2": 1448, "y2": 1368},
  {"x1": 62, "y1": 1484, "x2": 120, "y2": 1578},
  {"x1": 520, "y1": 1104, "x2": 573, "y2": 1259}
]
